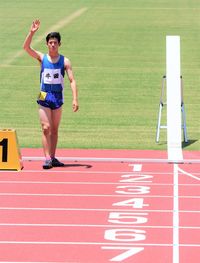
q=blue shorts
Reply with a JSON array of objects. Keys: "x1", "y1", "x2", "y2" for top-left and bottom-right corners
[{"x1": 37, "y1": 91, "x2": 63, "y2": 110}]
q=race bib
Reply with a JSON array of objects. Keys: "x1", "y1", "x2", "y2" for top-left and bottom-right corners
[{"x1": 43, "y1": 69, "x2": 62, "y2": 84}]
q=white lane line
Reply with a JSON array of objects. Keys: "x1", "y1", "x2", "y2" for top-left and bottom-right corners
[
  {"x1": 1, "y1": 169, "x2": 200, "y2": 175},
  {"x1": 2, "y1": 181, "x2": 197, "y2": 186},
  {"x1": 0, "y1": 191, "x2": 199, "y2": 198},
  {"x1": 0, "y1": 223, "x2": 198, "y2": 229},
  {"x1": 0, "y1": 170, "x2": 150, "y2": 174},
  {"x1": 0, "y1": 241, "x2": 198, "y2": 246},
  {"x1": 0, "y1": 207, "x2": 199, "y2": 213},
  {"x1": 23, "y1": 156, "x2": 170, "y2": 163},
  {"x1": 0, "y1": 193, "x2": 199, "y2": 198},
  {"x1": 177, "y1": 166, "x2": 200, "y2": 181},
  {"x1": 173, "y1": 164, "x2": 179, "y2": 263},
  {"x1": 21, "y1": 156, "x2": 200, "y2": 164},
  {"x1": 2, "y1": 181, "x2": 198, "y2": 187}
]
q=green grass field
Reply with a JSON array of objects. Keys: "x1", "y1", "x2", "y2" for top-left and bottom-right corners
[{"x1": 0, "y1": 0, "x2": 200, "y2": 150}]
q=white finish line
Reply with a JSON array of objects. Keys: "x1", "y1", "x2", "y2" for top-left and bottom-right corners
[
  {"x1": 166, "y1": 36, "x2": 183, "y2": 162},
  {"x1": 21, "y1": 156, "x2": 200, "y2": 164},
  {"x1": 173, "y1": 164, "x2": 180, "y2": 263}
]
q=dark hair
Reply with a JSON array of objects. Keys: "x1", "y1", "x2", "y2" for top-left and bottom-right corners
[{"x1": 46, "y1": 32, "x2": 61, "y2": 43}]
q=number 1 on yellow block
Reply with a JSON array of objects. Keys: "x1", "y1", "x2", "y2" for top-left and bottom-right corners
[{"x1": 0, "y1": 129, "x2": 23, "y2": 171}]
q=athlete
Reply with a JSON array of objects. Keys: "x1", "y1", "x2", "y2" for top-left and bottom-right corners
[{"x1": 23, "y1": 19, "x2": 79, "y2": 169}]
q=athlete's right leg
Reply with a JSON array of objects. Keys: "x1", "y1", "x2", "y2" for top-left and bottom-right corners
[{"x1": 38, "y1": 105, "x2": 52, "y2": 161}]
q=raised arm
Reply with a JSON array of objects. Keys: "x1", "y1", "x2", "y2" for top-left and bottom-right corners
[
  {"x1": 23, "y1": 20, "x2": 43, "y2": 62},
  {"x1": 65, "y1": 58, "x2": 79, "y2": 112}
]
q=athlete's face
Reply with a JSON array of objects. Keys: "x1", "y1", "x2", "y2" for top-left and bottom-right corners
[{"x1": 47, "y1": 38, "x2": 60, "y2": 52}]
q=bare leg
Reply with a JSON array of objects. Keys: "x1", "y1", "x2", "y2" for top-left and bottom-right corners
[
  {"x1": 50, "y1": 107, "x2": 62, "y2": 158},
  {"x1": 38, "y1": 106, "x2": 52, "y2": 159}
]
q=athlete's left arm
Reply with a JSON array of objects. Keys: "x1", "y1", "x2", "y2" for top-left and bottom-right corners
[{"x1": 65, "y1": 58, "x2": 79, "y2": 112}]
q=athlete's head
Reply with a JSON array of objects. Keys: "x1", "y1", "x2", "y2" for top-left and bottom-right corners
[{"x1": 46, "y1": 32, "x2": 61, "y2": 44}]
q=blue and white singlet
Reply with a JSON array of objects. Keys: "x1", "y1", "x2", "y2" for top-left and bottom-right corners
[{"x1": 37, "y1": 54, "x2": 65, "y2": 109}]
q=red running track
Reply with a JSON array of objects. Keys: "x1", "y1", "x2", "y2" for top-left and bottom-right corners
[{"x1": 0, "y1": 149, "x2": 199, "y2": 262}]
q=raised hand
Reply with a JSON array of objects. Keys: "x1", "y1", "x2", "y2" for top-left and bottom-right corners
[{"x1": 30, "y1": 19, "x2": 40, "y2": 33}]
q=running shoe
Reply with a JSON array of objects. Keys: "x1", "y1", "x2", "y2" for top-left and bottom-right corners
[
  {"x1": 51, "y1": 157, "x2": 65, "y2": 167},
  {"x1": 43, "y1": 159, "x2": 53, "y2": 169}
]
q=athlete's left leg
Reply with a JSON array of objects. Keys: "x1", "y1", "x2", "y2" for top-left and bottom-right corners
[{"x1": 50, "y1": 106, "x2": 62, "y2": 159}]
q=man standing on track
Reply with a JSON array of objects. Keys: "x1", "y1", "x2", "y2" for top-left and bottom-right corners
[{"x1": 23, "y1": 19, "x2": 79, "y2": 169}]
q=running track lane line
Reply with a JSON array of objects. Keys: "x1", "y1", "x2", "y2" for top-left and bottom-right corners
[
  {"x1": 173, "y1": 164, "x2": 179, "y2": 263},
  {"x1": 21, "y1": 156, "x2": 200, "y2": 163}
]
